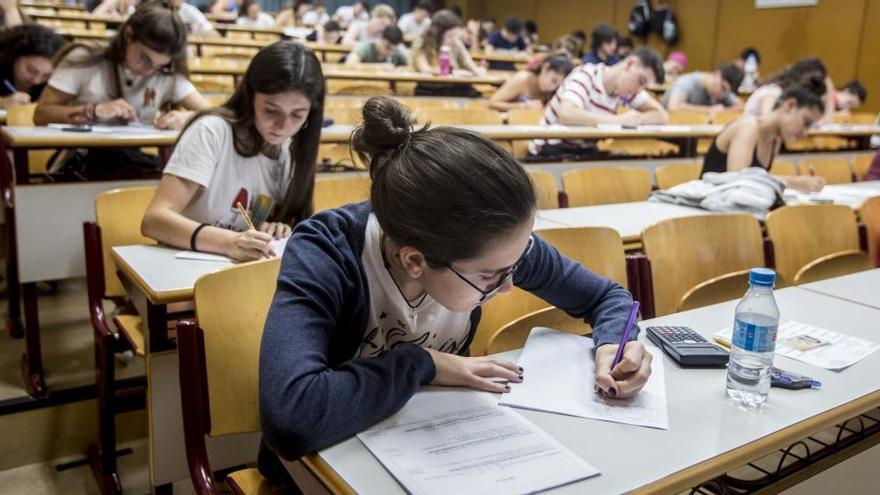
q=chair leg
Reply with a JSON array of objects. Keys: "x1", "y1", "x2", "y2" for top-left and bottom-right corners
[
  {"x1": 88, "y1": 333, "x2": 123, "y2": 495},
  {"x1": 21, "y1": 283, "x2": 46, "y2": 398}
]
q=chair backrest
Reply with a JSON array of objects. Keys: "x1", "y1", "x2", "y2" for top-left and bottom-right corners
[
  {"x1": 486, "y1": 307, "x2": 591, "y2": 355},
  {"x1": 318, "y1": 143, "x2": 365, "y2": 170},
  {"x1": 312, "y1": 175, "x2": 372, "y2": 212},
  {"x1": 7, "y1": 103, "x2": 54, "y2": 175},
  {"x1": 417, "y1": 108, "x2": 504, "y2": 125},
  {"x1": 765, "y1": 204, "x2": 861, "y2": 285},
  {"x1": 528, "y1": 171, "x2": 559, "y2": 209},
  {"x1": 642, "y1": 214, "x2": 764, "y2": 316},
  {"x1": 852, "y1": 154, "x2": 874, "y2": 181},
  {"x1": 654, "y1": 162, "x2": 701, "y2": 190},
  {"x1": 324, "y1": 106, "x2": 363, "y2": 125},
  {"x1": 94, "y1": 187, "x2": 158, "y2": 298},
  {"x1": 190, "y1": 257, "x2": 282, "y2": 436},
  {"x1": 668, "y1": 110, "x2": 711, "y2": 125},
  {"x1": 507, "y1": 108, "x2": 544, "y2": 125},
  {"x1": 473, "y1": 227, "x2": 627, "y2": 355},
  {"x1": 797, "y1": 157, "x2": 853, "y2": 184},
  {"x1": 561, "y1": 167, "x2": 652, "y2": 206},
  {"x1": 849, "y1": 112, "x2": 878, "y2": 124},
  {"x1": 769, "y1": 159, "x2": 797, "y2": 177},
  {"x1": 678, "y1": 269, "x2": 751, "y2": 312},
  {"x1": 793, "y1": 250, "x2": 872, "y2": 285},
  {"x1": 862, "y1": 196, "x2": 880, "y2": 267}
]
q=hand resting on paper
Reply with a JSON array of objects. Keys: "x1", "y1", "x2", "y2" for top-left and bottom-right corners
[
  {"x1": 424, "y1": 348, "x2": 523, "y2": 394},
  {"x1": 594, "y1": 340, "x2": 653, "y2": 399}
]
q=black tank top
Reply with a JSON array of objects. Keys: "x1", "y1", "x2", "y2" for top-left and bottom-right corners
[{"x1": 701, "y1": 137, "x2": 777, "y2": 177}]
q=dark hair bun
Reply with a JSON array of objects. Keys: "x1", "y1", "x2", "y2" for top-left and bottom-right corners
[{"x1": 352, "y1": 96, "x2": 418, "y2": 167}]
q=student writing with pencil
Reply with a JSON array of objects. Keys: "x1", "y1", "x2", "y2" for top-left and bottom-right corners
[
  {"x1": 257, "y1": 96, "x2": 652, "y2": 490},
  {"x1": 141, "y1": 42, "x2": 323, "y2": 261}
]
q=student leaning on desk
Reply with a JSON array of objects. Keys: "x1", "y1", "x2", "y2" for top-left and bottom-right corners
[
  {"x1": 33, "y1": 1, "x2": 210, "y2": 131},
  {"x1": 141, "y1": 41, "x2": 323, "y2": 262},
  {"x1": 257, "y1": 95, "x2": 652, "y2": 490}
]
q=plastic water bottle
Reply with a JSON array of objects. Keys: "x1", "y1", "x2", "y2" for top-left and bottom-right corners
[
  {"x1": 741, "y1": 54, "x2": 758, "y2": 93},
  {"x1": 726, "y1": 268, "x2": 779, "y2": 407},
  {"x1": 438, "y1": 45, "x2": 452, "y2": 76}
]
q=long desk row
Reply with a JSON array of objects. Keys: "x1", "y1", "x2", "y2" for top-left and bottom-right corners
[
  {"x1": 110, "y1": 233, "x2": 880, "y2": 493},
  {"x1": 1, "y1": 122, "x2": 877, "y2": 398}
]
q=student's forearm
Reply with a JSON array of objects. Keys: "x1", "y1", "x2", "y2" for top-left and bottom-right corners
[
  {"x1": 2, "y1": 6, "x2": 22, "y2": 27},
  {"x1": 557, "y1": 105, "x2": 620, "y2": 125},
  {"x1": 141, "y1": 207, "x2": 234, "y2": 255},
  {"x1": 33, "y1": 103, "x2": 89, "y2": 125},
  {"x1": 638, "y1": 109, "x2": 668, "y2": 124},
  {"x1": 488, "y1": 99, "x2": 525, "y2": 111}
]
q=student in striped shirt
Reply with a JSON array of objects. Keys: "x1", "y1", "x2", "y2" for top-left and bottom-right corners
[{"x1": 530, "y1": 47, "x2": 668, "y2": 158}]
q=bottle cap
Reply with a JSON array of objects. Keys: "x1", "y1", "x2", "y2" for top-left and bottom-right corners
[{"x1": 749, "y1": 268, "x2": 776, "y2": 287}]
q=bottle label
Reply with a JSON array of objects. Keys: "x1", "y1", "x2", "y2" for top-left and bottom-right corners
[{"x1": 732, "y1": 319, "x2": 777, "y2": 352}]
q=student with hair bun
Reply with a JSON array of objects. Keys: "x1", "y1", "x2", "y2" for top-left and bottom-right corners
[{"x1": 258, "y1": 95, "x2": 652, "y2": 485}]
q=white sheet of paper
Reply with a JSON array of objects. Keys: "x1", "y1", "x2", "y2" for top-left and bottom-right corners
[
  {"x1": 499, "y1": 327, "x2": 669, "y2": 430},
  {"x1": 715, "y1": 320, "x2": 880, "y2": 370},
  {"x1": 357, "y1": 388, "x2": 599, "y2": 495},
  {"x1": 174, "y1": 236, "x2": 289, "y2": 262}
]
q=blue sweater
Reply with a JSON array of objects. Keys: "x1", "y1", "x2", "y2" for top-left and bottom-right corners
[{"x1": 259, "y1": 201, "x2": 638, "y2": 461}]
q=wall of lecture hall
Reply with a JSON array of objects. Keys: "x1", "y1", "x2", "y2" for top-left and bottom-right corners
[{"x1": 454, "y1": 0, "x2": 880, "y2": 113}]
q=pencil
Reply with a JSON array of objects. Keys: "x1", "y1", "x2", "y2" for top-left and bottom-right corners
[{"x1": 236, "y1": 202, "x2": 256, "y2": 231}]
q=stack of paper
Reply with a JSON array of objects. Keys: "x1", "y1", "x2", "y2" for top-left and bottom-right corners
[
  {"x1": 500, "y1": 327, "x2": 669, "y2": 430},
  {"x1": 358, "y1": 388, "x2": 599, "y2": 495},
  {"x1": 174, "y1": 236, "x2": 289, "y2": 262},
  {"x1": 715, "y1": 320, "x2": 879, "y2": 370}
]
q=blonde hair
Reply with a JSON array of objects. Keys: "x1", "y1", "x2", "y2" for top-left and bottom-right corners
[{"x1": 371, "y1": 4, "x2": 396, "y2": 22}]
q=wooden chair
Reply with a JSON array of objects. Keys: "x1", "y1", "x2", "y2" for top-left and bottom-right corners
[
  {"x1": 678, "y1": 270, "x2": 752, "y2": 312},
  {"x1": 324, "y1": 106, "x2": 362, "y2": 125},
  {"x1": 852, "y1": 153, "x2": 874, "y2": 181},
  {"x1": 416, "y1": 108, "x2": 504, "y2": 126},
  {"x1": 793, "y1": 250, "x2": 872, "y2": 285},
  {"x1": 7, "y1": 104, "x2": 55, "y2": 175},
  {"x1": 83, "y1": 186, "x2": 158, "y2": 494},
  {"x1": 486, "y1": 307, "x2": 591, "y2": 355},
  {"x1": 765, "y1": 204, "x2": 862, "y2": 285},
  {"x1": 177, "y1": 257, "x2": 282, "y2": 495},
  {"x1": 668, "y1": 110, "x2": 711, "y2": 125},
  {"x1": 859, "y1": 196, "x2": 880, "y2": 267},
  {"x1": 769, "y1": 159, "x2": 797, "y2": 177},
  {"x1": 641, "y1": 214, "x2": 764, "y2": 316},
  {"x1": 473, "y1": 227, "x2": 627, "y2": 356},
  {"x1": 507, "y1": 108, "x2": 544, "y2": 125},
  {"x1": 849, "y1": 112, "x2": 878, "y2": 124},
  {"x1": 528, "y1": 171, "x2": 561, "y2": 209},
  {"x1": 797, "y1": 157, "x2": 853, "y2": 184},
  {"x1": 326, "y1": 79, "x2": 392, "y2": 96},
  {"x1": 313, "y1": 175, "x2": 371, "y2": 212},
  {"x1": 562, "y1": 167, "x2": 652, "y2": 206},
  {"x1": 597, "y1": 138, "x2": 680, "y2": 157},
  {"x1": 654, "y1": 162, "x2": 701, "y2": 190}
]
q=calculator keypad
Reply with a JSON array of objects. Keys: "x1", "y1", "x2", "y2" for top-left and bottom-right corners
[{"x1": 651, "y1": 326, "x2": 709, "y2": 344}]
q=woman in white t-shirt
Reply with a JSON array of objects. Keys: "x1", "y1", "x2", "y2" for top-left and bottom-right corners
[
  {"x1": 141, "y1": 41, "x2": 324, "y2": 262},
  {"x1": 236, "y1": 0, "x2": 275, "y2": 29},
  {"x1": 34, "y1": 1, "x2": 209, "y2": 130}
]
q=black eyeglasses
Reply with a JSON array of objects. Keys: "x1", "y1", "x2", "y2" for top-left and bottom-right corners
[{"x1": 447, "y1": 236, "x2": 535, "y2": 303}]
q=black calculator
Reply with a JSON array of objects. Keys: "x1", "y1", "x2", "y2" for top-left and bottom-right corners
[{"x1": 646, "y1": 326, "x2": 730, "y2": 368}]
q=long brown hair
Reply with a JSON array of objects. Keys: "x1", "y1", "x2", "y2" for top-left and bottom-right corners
[
  {"x1": 179, "y1": 41, "x2": 324, "y2": 225},
  {"x1": 53, "y1": 0, "x2": 188, "y2": 98},
  {"x1": 414, "y1": 9, "x2": 462, "y2": 67}
]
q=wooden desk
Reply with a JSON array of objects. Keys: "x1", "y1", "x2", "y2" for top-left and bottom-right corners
[
  {"x1": 799, "y1": 268, "x2": 880, "y2": 310},
  {"x1": 24, "y1": 9, "x2": 121, "y2": 27},
  {"x1": 784, "y1": 181, "x2": 880, "y2": 209},
  {"x1": 212, "y1": 23, "x2": 285, "y2": 39},
  {"x1": 536, "y1": 202, "x2": 713, "y2": 246},
  {"x1": 292, "y1": 287, "x2": 880, "y2": 494},
  {"x1": 111, "y1": 245, "x2": 260, "y2": 490},
  {"x1": 20, "y1": 1, "x2": 84, "y2": 12},
  {"x1": 0, "y1": 109, "x2": 6, "y2": 125}
]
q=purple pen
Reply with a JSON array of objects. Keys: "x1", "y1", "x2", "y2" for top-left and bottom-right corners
[{"x1": 610, "y1": 300, "x2": 640, "y2": 371}]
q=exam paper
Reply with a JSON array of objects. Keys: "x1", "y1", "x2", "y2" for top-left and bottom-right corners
[
  {"x1": 357, "y1": 388, "x2": 599, "y2": 495},
  {"x1": 715, "y1": 320, "x2": 880, "y2": 370},
  {"x1": 500, "y1": 327, "x2": 669, "y2": 430},
  {"x1": 174, "y1": 237, "x2": 289, "y2": 262}
]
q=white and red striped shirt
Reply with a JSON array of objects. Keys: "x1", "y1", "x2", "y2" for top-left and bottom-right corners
[{"x1": 530, "y1": 63, "x2": 651, "y2": 153}]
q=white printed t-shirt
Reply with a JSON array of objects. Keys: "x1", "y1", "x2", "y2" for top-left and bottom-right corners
[
  {"x1": 47, "y1": 47, "x2": 196, "y2": 124},
  {"x1": 530, "y1": 63, "x2": 651, "y2": 154},
  {"x1": 163, "y1": 115, "x2": 293, "y2": 231},
  {"x1": 178, "y1": 2, "x2": 215, "y2": 36},
  {"x1": 357, "y1": 214, "x2": 472, "y2": 358}
]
